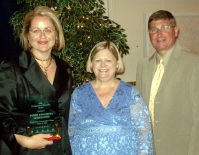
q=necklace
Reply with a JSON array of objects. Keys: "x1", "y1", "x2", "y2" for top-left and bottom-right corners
[
  {"x1": 31, "y1": 52, "x2": 53, "y2": 78},
  {"x1": 38, "y1": 58, "x2": 53, "y2": 78}
]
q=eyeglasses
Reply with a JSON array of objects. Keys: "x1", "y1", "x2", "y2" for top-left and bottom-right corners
[
  {"x1": 29, "y1": 27, "x2": 55, "y2": 35},
  {"x1": 148, "y1": 25, "x2": 174, "y2": 34}
]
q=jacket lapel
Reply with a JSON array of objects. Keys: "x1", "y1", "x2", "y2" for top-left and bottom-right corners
[
  {"x1": 143, "y1": 53, "x2": 156, "y2": 103},
  {"x1": 18, "y1": 51, "x2": 55, "y2": 99},
  {"x1": 53, "y1": 55, "x2": 71, "y2": 99},
  {"x1": 158, "y1": 43, "x2": 182, "y2": 92}
]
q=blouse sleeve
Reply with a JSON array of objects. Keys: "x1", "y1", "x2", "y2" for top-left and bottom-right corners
[
  {"x1": 130, "y1": 87, "x2": 154, "y2": 155},
  {"x1": 68, "y1": 89, "x2": 78, "y2": 144}
]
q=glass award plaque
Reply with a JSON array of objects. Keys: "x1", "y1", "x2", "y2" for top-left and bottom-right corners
[{"x1": 25, "y1": 95, "x2": 60, "y2": 137}]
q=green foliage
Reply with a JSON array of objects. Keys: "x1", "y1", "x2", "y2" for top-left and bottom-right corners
[{"x1": 10, "y1": 0, "x2": 130, "y2": 88}]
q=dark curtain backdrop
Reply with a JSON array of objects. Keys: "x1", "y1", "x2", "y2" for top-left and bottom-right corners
[{"x1": 0, "y1": 0, "x2": 22, "y2": 61}]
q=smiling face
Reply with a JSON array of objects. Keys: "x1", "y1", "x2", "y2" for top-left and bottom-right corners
[
  {"x1": 28, "y1": 16, "x2": 57, "y2": 54},
  {"x1": 149, "y1": 19, "x2": 179, "y2": 56},
  {"x1": 92, "y1": 49, "x2": 118, "y2": 81}
]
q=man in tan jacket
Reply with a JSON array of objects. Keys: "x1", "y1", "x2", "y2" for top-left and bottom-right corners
[{"x1": 136, "y1": 10, "x2": 199, "y2": 155}]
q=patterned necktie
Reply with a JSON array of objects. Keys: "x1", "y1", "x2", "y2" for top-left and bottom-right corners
[{"x1": 149, "y1": 59, "x2": 164, "y2": 129}]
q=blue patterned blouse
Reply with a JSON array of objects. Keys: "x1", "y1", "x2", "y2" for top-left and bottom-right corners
[{"x1": 68, "y1": 81, "x2": 153, "y2": 155}]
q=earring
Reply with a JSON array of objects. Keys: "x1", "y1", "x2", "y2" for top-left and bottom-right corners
[
  {"x1": 28, "y1": 42, "x2": 32, "y2": 50},
  {"x1": 53, "y1": 40, "x2": 58, "y2": 49}
]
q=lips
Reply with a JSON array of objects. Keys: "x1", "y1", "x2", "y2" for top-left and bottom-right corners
[
  {"x1": 38, "y1": 41, "x2": 48, "y2": 44},
  {"x1": 156, "y1": 36, "x2": 166, "y2": 42},
  {"x1": 99, "y1": 69, "x2": 108, "y2": 72}
]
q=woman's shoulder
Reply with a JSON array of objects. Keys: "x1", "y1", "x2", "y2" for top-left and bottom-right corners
[
  {"x1": 120, "y1": 80, "x2": 135, "y2": 89},
  {"x1": 0, "y1": 53, "x2": 20, "y2": 70},
  {"x1": 73, "y1": 82, "x2": 91, "y2": 92},
  {"x1": 119, "y1": 80, "x2": 141, "y2": 96}
]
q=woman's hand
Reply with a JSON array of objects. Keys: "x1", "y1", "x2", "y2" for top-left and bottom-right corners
[{"x1": 15, "y1": 133, "x2": 53, "y2": 149}]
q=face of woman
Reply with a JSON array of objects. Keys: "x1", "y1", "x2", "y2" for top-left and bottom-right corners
[
  {"x1": 28, "y1": 16, "x2": 57, "y2": 54},
  {"x1": 92, "y1": 49, "x2": 118, "y2": 81}
]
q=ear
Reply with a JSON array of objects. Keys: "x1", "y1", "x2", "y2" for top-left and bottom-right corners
[
  {"x1": 116, "y1": 63, "x2": 119, "y2": 68},
  {"x1": 174, "y1": 26, "x2": 179, "y2": 37}
]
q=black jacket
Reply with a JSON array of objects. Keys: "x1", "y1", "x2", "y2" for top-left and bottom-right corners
[{"x1": 0, "y1": 51, "x2": 72, "y2": 155}]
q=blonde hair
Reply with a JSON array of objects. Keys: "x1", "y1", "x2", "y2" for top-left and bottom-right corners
[
  {"x1": 86, "y1": 41, "x2": 125, "y2": 74},
  {"x1": 20, "y1": 6, "x2": 65, "y2": 51}
]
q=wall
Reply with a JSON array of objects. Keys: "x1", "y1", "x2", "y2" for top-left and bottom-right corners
[{"x1": 105, "y1": 0, "x2": 199, "y2": 83}]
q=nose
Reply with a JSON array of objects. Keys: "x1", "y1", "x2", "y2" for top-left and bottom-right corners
[
  {"x1": 39, "y1": 30, "x2": 46, "y2": 38},
  {"x1": 157, "y1": 29, "x2": 163, "y2": 36},
  {"x1": 100, "y1": 61, "x2": 106, "y2": 66}
]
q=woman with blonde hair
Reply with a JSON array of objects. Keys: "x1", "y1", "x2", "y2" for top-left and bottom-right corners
[
  {"x1": 68, "y1": 41, "x2": 153, "y2": 155},
  {"x1": 0, "y1": 6, "x2": 72, "y2": 155}
]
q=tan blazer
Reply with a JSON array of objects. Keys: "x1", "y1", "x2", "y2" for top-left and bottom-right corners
[{"x1": 136, "y1": 43, "x2": 199, "y2": 155}]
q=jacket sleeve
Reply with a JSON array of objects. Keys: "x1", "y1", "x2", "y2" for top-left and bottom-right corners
[
  {"x1": 0, "y1": 59, "x2": 27, "y2": 155},
  {"x1": 188, "y1": 60, "x2": 199, "y2": 155}
]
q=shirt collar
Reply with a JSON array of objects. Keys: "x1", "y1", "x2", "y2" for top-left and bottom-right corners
[{"x1": 156, "y1": 45, "x2": 174, "y2": 67}]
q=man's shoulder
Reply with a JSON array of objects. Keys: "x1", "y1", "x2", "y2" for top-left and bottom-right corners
[
  {"x1": 174, "y1": 43, "x2": 199, "y2": 60},
  {"x1": 180, "y1": 48, "x2": 199, "y2": 63},
  {"x1": 182, "y1": 49, "x2": 199, "y2": 57},
  {"x1": 138, "y1": 53, "x2": 155, "y2": 66}
]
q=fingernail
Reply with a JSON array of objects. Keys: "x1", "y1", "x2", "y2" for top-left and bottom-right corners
[{"x1": 49, "y1": 133, "x2": 53, "y2": 136}]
